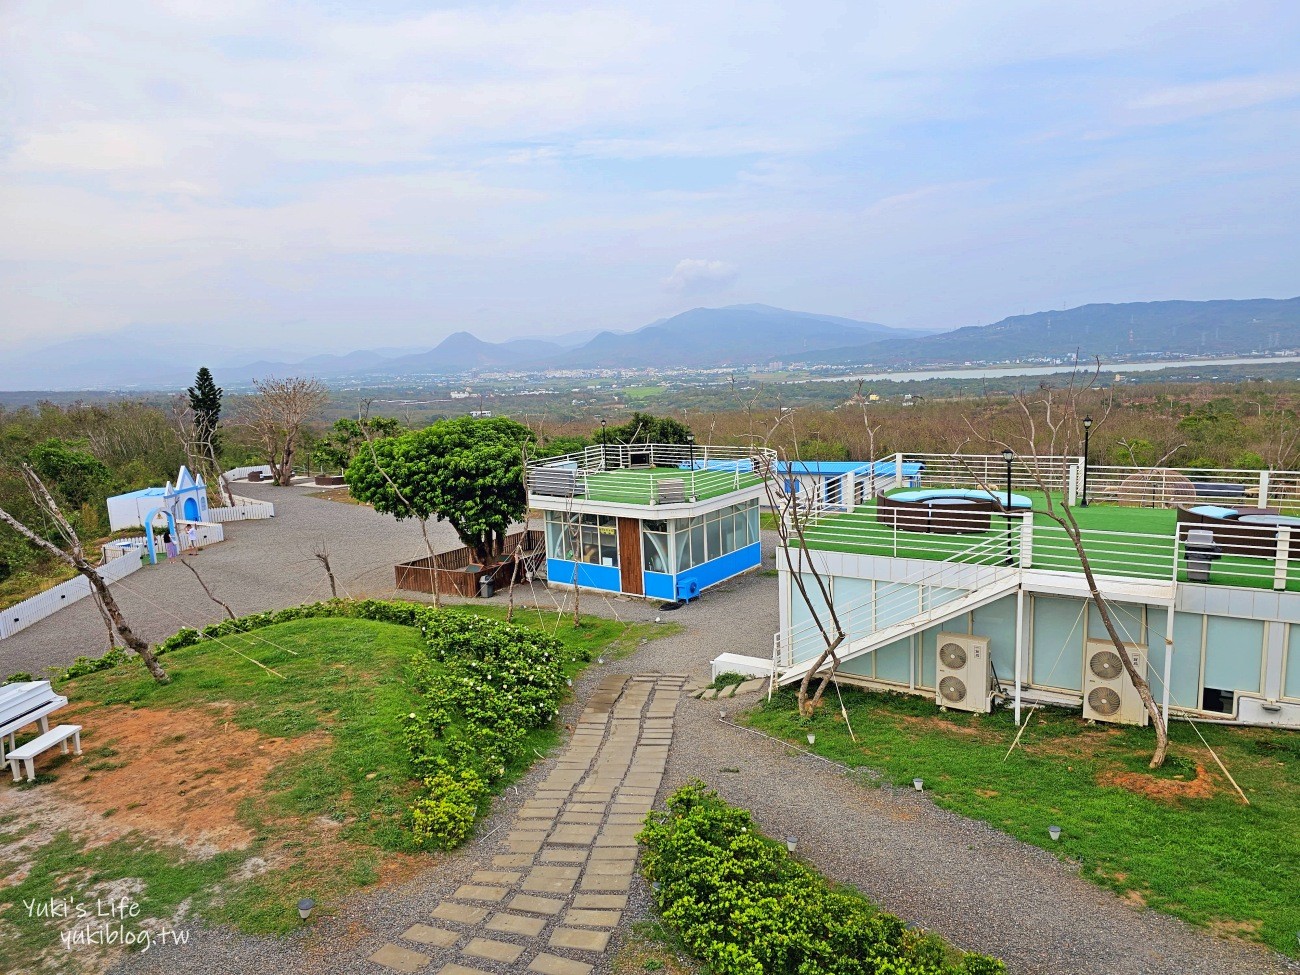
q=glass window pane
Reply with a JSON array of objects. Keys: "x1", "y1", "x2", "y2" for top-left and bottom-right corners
[
  {"x1": 691, "y1": 523, "x2": 706, "y2": 565},
  {"x1": 643, "y1": 531, "x2": 669, "y2": 573},
  {"x1": 600, "y1": 521, "x2": 618, "y2": 566},
  {"x1": 676, "y1": 525, "x2": 693, "y2": 571},
  {"x1": 581, "y1": 525, "x2": 600, "y2": 564},
  {"x1": 748, "y1": 505, "x2": 760, "y2": 543},
  {"x1": 721, "y1": 513, "x2": 737, "y2": 554}
]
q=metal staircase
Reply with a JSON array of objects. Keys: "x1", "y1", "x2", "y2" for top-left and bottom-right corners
[{"x1": 774, "y1": 531, "x2": 1022, "y2": 687}]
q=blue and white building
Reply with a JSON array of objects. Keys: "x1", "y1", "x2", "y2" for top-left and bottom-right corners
[
  {"x1": 753, "y1": 452, "x2": 1300, "y2": 729},
  {"x1": 526, "y1": 443, "x2": 772, "y2": 602},
  {"x1": 106, "y1": 465, "x2": 208, "y2": 532}
]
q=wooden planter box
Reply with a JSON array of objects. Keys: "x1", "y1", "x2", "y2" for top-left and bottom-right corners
[
  {"x1": 395, "y1": 530, "x2": 544, "y2": 597},
  {"x1": 314, "y1": 475, "x2": 346, "y2": 486},
  {"x1": 247, "y1": 470, "x2": 264, "y2": 482}
]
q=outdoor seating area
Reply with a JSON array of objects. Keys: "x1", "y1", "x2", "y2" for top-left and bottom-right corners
[
  {"x1": 394, "y1": 529, "x2": 545, "y2": 597},
  {"x1": 1176, "y1": 504, "x2": 1300, "y2": 559},
  {"x1": 0, "y1": 680, "x2": 77, "y2": 780},
  {"x1": 876, "y1": 489, "x2": 1032, "y2": 535}
]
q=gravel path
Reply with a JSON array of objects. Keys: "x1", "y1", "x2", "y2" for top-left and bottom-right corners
[{"x1": 10, "y1": 483, "x2": 1283, "y2": 974}]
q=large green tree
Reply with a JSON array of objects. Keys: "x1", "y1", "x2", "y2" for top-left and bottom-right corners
[
  {"x1": 345, "y1": 416, "x2": 533, "y2": 561},
  {"x1": 187, "y1": 367, "x2": 223, "y2": 449},
  {"x1": 605, "y1": 411, "x2": 692, "y2": 445},
  {"x1": 27, "y1": 438, "x2": 111, "y2": 509},
  {"x1": 312, "y1": 416, "x2": 403, "y2": 472}
]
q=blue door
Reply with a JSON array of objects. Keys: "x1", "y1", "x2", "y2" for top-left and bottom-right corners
[{"x1": 184, "y1": 497, "x2": 199, "y2": 521}]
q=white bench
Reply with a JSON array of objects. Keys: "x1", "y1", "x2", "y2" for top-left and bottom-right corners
[
  {"x1": 0, "y1": 681, "x2": 68, "y2": 763},
  {"x1": 7, "y1": 724, "x2": 81, "y2": 782}
]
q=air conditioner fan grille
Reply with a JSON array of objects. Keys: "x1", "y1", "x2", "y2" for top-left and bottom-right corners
[
  {"x1": 1088, "y1": 686, "x2": 1122, "y2": 716},
  {"x1": 939, "y1": 642, "x2": 968, "y2": 670},
  {"x1": 1089, "y1": 649, "x2": 1124, "y2": 680},
  {"x1": 939, "y1": 675, "x2": 968, "y2": 703}
]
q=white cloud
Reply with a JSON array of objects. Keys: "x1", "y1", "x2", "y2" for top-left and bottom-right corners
[
  {"x1": 0, "y1": 0, "x2": 1297, "y2": 349},
  {"x1": 11, "y1": 122, "x2": 170, "y2": 172},
  {"x1": 1127, "y1": 72, "x2": 1300, "y2": 123},
  {"x1": 663, "y1": 259, "x2": 738, "y2": 295}
]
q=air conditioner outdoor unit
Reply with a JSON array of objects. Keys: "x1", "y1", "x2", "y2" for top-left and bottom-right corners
[
  {"x1": 675, "y1": 577, "x2": 700, "y2": 602},
  {"x1": 1082, "y1": 640, "x2": 1149, "y2": 726},
  {"x1": 934, "y1": 633, "x2": 993, "y2": 713}
]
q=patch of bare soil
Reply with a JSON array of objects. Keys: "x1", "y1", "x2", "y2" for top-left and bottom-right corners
[
  {"x1": 1097, "y1": 762, "x2": 1219, "y2": 802},
  {"x1": 0, "y1": 702, "x2": 328, "y2": 864},
  {"x1": 308, "y1": 486, "x2": 363, "y2": 505},
  {"x1": 1207, "y1": 918, "x2": 1264, "y2": 941},
  {"x1": 1026, "y1": 725, "x2": 1126, "y2": 759},
  {"x1": 895, "y1": 713, "x2": 1000, "y2": 741}
]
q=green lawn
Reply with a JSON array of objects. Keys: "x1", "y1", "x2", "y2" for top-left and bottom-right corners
[
  {"x1": 802, "y1": 492, "x2": 1294, "y2": 590},
  {"x1": 0, "y1": 606, "x2": 657, "y2": 962},
  {"x1": 620, "y1": 385, "x2": 666, "y2": 403},
  {"x1": 584, "y1": 466, "x2": 763, "y2": 505},
  {"x1": 748, "y1": 688, "x2": 1300, "y2": 957}
]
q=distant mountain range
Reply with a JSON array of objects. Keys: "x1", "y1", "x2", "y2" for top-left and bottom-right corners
[
  {"x1": 814, "y1": 298, "x2": 1300, "y2": 367},
  {"x1": 2, "y1": 298, "x2": 1297, "y2": 391}
]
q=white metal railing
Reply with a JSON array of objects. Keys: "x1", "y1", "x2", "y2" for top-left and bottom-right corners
[
  {"x1": 793, "y1": 505, "x2": 1033, "y2": 563},
  {"x1": 527, "y1": 444, "x2": 775, "y2": 505},
  {"x1": 1172, "y1": 519, "x2": 1298, "y2": 591},
  {"x1": 1081, "y1": 464, "x2": 1300, "y2": 510},
  {"x1": 899, "y1": 452, "x2": 1074, "y2": 494},
  {"x1": 788, "y1": 490, "x2": 1300, "y2": 592},
  {"x1": 777, "y1": 528, "x2": 1020, "y2": 668},
  {"x1": 1027, "y1": 523, "x2": 1177, "y2": 581}
]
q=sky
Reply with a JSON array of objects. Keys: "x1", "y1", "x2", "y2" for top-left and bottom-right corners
[{"x1": 3, "y1": 0, "x2": 1299, "y2": 355}]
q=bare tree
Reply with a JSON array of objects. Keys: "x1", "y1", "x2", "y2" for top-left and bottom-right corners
[
  {"x1": 312, "y1": 540, "x2": 339, "y2": 599},
  {"x1": 0, "y1": 465, "x2": 169, "y2": 684},
  {"x1": 958, "y1": 363, "x2": 1170, "y2": 768},
  {"x1": 179, "y1": 558, "x2": 237, "y2": 621},
  {"x1": 746, "y1": 407, "x2": 848, "y2": 716},
  {"x1": 243, "y1": 377, "x2": 328, "y2": 486}
]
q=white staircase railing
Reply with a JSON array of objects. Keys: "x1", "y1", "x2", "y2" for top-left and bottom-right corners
[{"x1": 774, "y1": 527, "x2": 1021, "y2": 675}]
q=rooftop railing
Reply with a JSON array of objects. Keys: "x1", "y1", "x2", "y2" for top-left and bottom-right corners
[
  {"x1": 790, "y1": 500, "x2": 1300, "y2": 591},
  {"x1": 526, "y1": 443, "x2": 775, "y2": 506},
  {"x1": 892, "y1": 452, "x2": 1300, "y2": 510}
]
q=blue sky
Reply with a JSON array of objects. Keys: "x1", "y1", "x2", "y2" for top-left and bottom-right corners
[{"x1": 3, "y1": 0, "x2": 1298, "y2": 354}]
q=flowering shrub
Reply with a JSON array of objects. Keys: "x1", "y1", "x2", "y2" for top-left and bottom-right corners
[
  {"x1": 403, "y1": 613, "x2": 575, "y2": 846},
  {"x1": 411, "y1": 767, "x2": 490, "y2": 849},
  {"x1": 639, "y1": 784, "x2": 1005, "y2": 975},
  {"x1": 58, "y1": 599, "x2": 585, "y2": 850}
]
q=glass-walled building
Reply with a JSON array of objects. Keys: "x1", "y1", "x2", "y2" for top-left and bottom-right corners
[{"x1": 528, "y1": 444, "x2": 771, "y2": 601}]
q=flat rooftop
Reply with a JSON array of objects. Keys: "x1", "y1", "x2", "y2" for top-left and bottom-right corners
[
  {"x1": 526, "y1": 443, "x2": 774, "y2": 508},
  {"x1": 800, "y1": 490, "x2": 1297, "y2": 591},
  {"x1": 576, "y1": 466, "x2": 764, "y2": 505}
]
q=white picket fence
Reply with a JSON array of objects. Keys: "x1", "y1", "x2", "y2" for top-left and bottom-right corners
[
  {"x1": 103, "y1": 522, "x2": 227, "y2": 562},
  {"x1": 222, "y1": 465, "x2": 273, "y2": 481},
  {"x1": 206, "y1": 498, "x2": 274, "y2": 522},
  {"x1": 0, "y1": 556, "x2": 144, "y2": 641}
]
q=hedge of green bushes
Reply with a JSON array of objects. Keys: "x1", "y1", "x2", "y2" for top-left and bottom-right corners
[
  {"x1": 639, "y1": 783, "x2": 1005, "y2": 975},
  {"x1": 58, "y1": 599, "x2": 589, "y2": 849}
]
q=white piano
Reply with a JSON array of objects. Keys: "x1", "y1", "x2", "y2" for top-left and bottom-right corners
[{"x1": 0, "y1": 681, "x2": 69, "y2": 763}]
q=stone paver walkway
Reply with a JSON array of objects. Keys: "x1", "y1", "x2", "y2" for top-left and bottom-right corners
[{"x1": 365, "y1": 673, "x2": 685, "y2": 975}]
